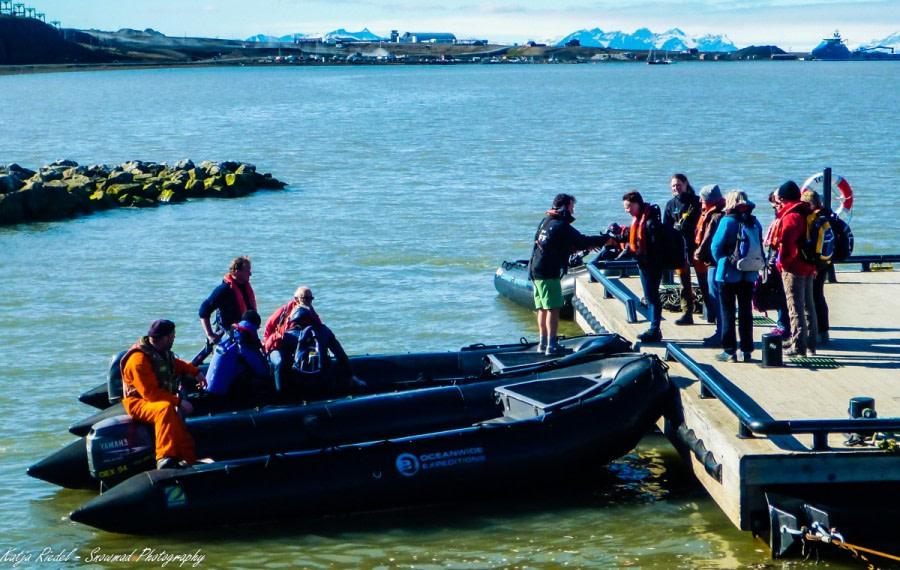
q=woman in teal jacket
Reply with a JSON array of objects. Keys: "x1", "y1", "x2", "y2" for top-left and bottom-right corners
[{"x1": 711, "y1": 190, "x2": 762, "y2": 362}]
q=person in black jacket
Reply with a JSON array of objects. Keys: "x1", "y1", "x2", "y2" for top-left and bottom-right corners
[
  {"x1": 664, "y1": 174, "x2": 704, "y2": 325},
  {"x1": 623, "y1": 191, "x2": 665, "y2": 343},
  {"x1": 528, "y1": 193, "x2": 609, "y2": 355}
]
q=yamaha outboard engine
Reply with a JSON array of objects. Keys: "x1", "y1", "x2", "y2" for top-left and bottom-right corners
[
  {"x1": 107, "y1": 350, "x2": 128, "y2": 405},
  {"x1": 86, "y1": 415, "x2": 154, "y2": 488}
]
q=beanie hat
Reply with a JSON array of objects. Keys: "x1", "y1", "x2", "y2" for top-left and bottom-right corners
[
  {"x1": 147, "y1": 319, "x2": 175, "y2": 337},
  {"x1": 777, "y1": 180, "x2": 801, "y2": 202},
  {"x1": 699, "y1": 184, "x2": 722, "y2": 203}
]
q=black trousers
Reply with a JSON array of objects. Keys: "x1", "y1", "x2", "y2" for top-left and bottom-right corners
[{"x1": 719, "y1": 281, "x2": 754, "y2": 355}]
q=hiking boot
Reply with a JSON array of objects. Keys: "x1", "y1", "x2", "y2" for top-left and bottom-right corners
[
  {"x1": 702, "y1": 335, "x2": 721, "y2": 348},
  {"x1": 741, "y1": 352, "x2": 753, "y2": 363},
  {"x1": 637, "y1": 328, "x2": 662, "y2": 343},
  {"x1": 714, "y1": 352, "x2": 737, "y2": 363},
  {"x1": 674, "y1": 313, "x2": 694, "y2": 326},
  {"x1": 157, "y1": 457, "x2": 190, "y2": 470},
  {"x1": 785, "y1": 347, "x2": 806, "y2": 358},
  {"x1": 808, "y1": 349, "x2": 817, "y2": 357},
  {"x1": 545, "y1": 344, "x2": 567, "y2": 356}
]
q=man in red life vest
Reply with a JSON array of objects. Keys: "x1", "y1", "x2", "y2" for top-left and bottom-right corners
[
  {"x1": 121, "y1": 319, "x2": 207, "y2": 469},
  {"x1": 199, "y1": 256, "x2": 257, "y2": 344}
]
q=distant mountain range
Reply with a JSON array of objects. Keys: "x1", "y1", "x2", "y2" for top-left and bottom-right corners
[
  {"x1": 553, "y1": 27, "x2": 737, "y2": 52},
  {"x1": 246, "y1": 28, "x2": 900, "y2": 53},
  {"x1": 857, "y1": 32, "x2": 900, "y2": 51},
  {"x1": 247, "y1": 28, "x2": 384, "y2": 43}
]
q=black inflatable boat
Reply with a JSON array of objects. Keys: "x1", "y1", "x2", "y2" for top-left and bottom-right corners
[
  {"x1": 30, "y1": 334, "x2": 633, "y2": 490},
  {"x1": 70, "y1": 334, "x2": 608, "y2": 435},
  {"x1": 70, "y1": 352, "x2": 670, "y2": 534}
]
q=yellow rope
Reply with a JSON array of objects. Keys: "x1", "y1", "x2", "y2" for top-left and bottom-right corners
[{"x1": 804, "y1": 532, "x2": 900, "y2": 564}]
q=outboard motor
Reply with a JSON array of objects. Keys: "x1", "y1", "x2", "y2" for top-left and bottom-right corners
[
  {"x1": 86, "y1": 415, "x2": 154, "y2": 488},
  {"x1": 107, "y1": 350, "x2": 128, "y2": 405}
]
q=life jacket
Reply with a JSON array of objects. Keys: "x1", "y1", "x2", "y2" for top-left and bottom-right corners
[
  {"x1": 120, "y1": 337, "x2": 177, "y2": 399},
  {"x1": 288, "y1": 305, "x2": 322, "y2": 330}
]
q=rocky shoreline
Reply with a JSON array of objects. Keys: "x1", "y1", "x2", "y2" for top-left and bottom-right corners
[{"x1": 0, "y1": 159, "x2": 287, "y2": 226}]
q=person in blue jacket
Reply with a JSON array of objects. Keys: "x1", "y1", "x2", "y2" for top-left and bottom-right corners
[{"x1": 711, "y1": 190, "x2": 762, "y2": 362}]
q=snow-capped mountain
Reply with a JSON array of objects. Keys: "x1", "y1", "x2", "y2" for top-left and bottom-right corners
[
  {"x1": 857, "y1": 31, "x2": 900, "y2": 51},
  {"x1": 323, "y1": 28, "x2": 385, "y2": 42},
  {"x1": 247, "y1": 28, "x2": 386, "y2": 43},
  {"x1": 246, "y1": 34, "x2": 294, "y2": 43},
  {"x1": 555, "y1": 27, "x2": 738, "y2": 52}
]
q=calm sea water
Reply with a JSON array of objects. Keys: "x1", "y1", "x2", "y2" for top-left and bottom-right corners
[{"x1": 1, "y1": 62, "x2": 897, "y2": 568}]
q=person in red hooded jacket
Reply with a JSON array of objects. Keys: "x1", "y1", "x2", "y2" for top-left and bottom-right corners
[{"x1": 773, "y1": 181, "x2": 818, "y2": 357}]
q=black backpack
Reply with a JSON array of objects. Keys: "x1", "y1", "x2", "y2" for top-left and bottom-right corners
[{"x1": 829, "y1": 213, "x2": 854, "y2": 262}]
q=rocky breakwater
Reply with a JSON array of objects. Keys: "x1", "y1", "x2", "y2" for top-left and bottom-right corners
[{"x1": 0, "y1": 159, "x2": 287, "y2": 226}]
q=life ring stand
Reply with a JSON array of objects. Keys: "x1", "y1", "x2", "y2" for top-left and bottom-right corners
[{"x1": 801, "y1": 172, "x2": 853, "y2": 217}]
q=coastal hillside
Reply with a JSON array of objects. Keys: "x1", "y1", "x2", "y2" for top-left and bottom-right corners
[{"x1": 0, "y1": 15, "x2": 109, "y2": 64}]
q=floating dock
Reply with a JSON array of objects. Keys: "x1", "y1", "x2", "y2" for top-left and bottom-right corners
[{"x1": 571, "y1": 260, "x2": 900, "y2": 556}]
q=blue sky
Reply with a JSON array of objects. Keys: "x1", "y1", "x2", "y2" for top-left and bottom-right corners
[{"x1": 25, "y1": 0, "x2": 900, "y2": 50}]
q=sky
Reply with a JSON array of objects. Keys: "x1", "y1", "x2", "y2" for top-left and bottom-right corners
[{"x1": 21, "y1": 0, "x2": 900, "y2": 51}]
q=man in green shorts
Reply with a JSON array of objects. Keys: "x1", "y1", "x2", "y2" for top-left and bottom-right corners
[{"x1": 528, "y1": 194, "x2": 610, "y2": 354}]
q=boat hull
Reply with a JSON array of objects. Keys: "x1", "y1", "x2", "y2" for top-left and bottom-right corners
[
  {"x1": 31, "y1": 334, "x2": 634, "y2": 490},
  {"x1": 493, "y1": 260, "x2": 581, "y2": 317},
  {"x1": 70, "y1": 353, "x2": 670, "y2": 534}
]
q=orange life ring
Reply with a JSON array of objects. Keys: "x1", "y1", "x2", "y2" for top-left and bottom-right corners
[{"x1": 801, "y1": 172, "x2": 853, "y2": 215}]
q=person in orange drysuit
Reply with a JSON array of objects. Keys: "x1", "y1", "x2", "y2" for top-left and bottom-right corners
[{"x1": 121, "y1": 319, "x2": 208, "y2": 469}]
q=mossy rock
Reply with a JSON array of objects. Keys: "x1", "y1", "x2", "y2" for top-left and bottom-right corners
[
  {"x1": 106, "y1": 170, "x2": 134, "y2": 185},
  {"x1": 158, "y1": 189, "x2": 187, "y2": 203},
  {"x1": 203, "y1": 175, "x2": 224, "y2": 190},
  {"x1": 162, "y1": 179, "x2": 186, "y2": 193},
  {"x1": 256, "y1": 173, "x2": 288, "y2": 189},
  {"x1": 89, "y1": 189, "x2": 116, "y2": 210},
  {"x1": 141, "y1": 182, "x2": 161, "y2": 198},
  {"x1": 184, "y1": 178, "x2": 205, "y2": 197},
  {"x1": 105, "y1": 183, "x2": 143, "y2": 197},
  {"x1": 204, "y1": 185, "x2": 231, "y2": 197},
  {"x1": 168, "y1": 170, "x2": 191, "y2": 185},
  {"x1": 0, "y1": 173, "x2": 25, "y2": 194},
  {"x1": 39, "y1": 169, "x2": 64, "y2": 183},
  {"x1": 17, "y1": 183, "x2": 49, "y2": 218},
  {"x1": 189, "y1": 167, "x2": 208, "y2": 181},
  {"x1": 131, "y1": 196, "x2": 157, "y2": 208},
  {"x1": 42, "y1": 184, "x2": 82, "y2": 219},
  {"x1": 225, "y1": 172, "x2": 255, "y2": 196},
  {"x1": 0, "y1": 191, "x2": 25, "y2": 224}
]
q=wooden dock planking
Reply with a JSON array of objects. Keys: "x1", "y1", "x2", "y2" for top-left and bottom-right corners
[{"x1": 573, "y1": 269, "x2": 900, "y2": 532}]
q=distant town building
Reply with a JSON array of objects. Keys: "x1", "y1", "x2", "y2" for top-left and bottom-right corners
[
  {"x1": 294, "y1": 35, "x2": 323, "y2": 44},
  {"x1": 390, "y1": 30, "x2": 399, "y2": 42},
  {"x1": 400, "y1": 32, "x2": 457, "y2": 44}
]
